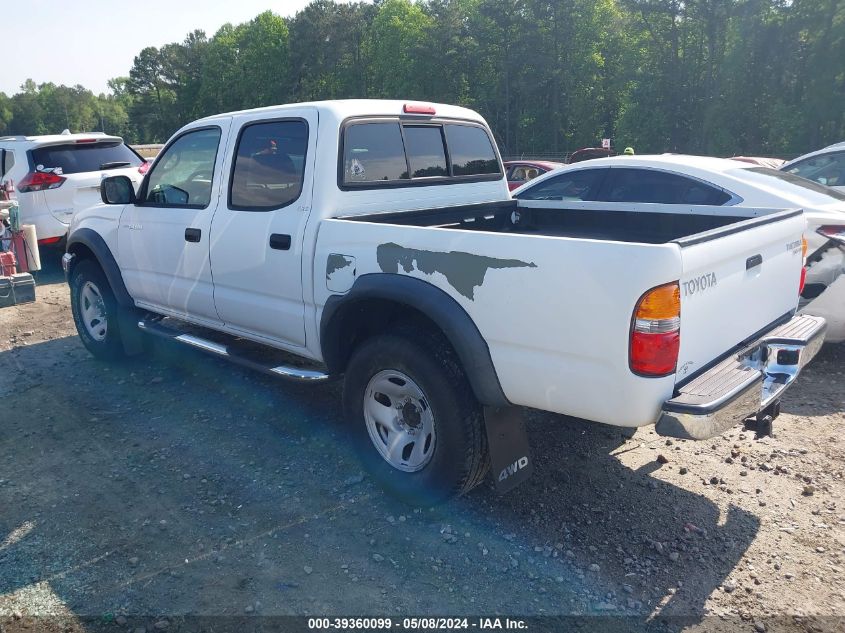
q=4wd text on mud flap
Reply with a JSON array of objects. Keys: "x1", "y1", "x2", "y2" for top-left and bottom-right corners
[
  {"x1": 498, "y1": 456, "x2": 529, "y2": 482},
  {"x1": 682, "y1": 272, "x2": 717, "y2": 297}
]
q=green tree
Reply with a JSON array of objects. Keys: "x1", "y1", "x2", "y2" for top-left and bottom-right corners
[{"x1": 366, "y1": 0, "x2": 433, "y2": 98}]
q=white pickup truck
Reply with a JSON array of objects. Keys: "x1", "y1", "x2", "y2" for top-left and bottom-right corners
[{"x1": 63, "y1": 100, "x2": 825, "y2": 502}]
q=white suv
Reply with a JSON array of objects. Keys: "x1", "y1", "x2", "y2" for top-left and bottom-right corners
[{"x1": 0, "y1": 132, "x2": 147, "y2": 246}]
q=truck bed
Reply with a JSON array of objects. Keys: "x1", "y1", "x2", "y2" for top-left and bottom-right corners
[
  {"x1": 323, "y1": 198, "x2": 804, "y2": 426},
  {"x1": 341, "y1": 199, "x2": 783, "y2": 245}
]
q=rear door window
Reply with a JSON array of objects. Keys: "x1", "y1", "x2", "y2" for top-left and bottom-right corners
[
  {"x1": 229, "y1": 119, "x2": 308, "y2": 210},
  {"x1": 403, "y1": 126, "x2": 447, "y2": 178},
  {"x1": 342, "y1": 122, "x2": 409, "y2": 183},
  {"x1": 596, "y1": 168, "x2": 732, "y2": 205},
  {"x1": 515, "y1": 169, "x2": 606, "y2": 201},
  {"x1": 30, "y1": 141, "x2": 142, "y2": 175},
  {"x1": 444, "y1": 124, "x2": 499, "y2": 176}
]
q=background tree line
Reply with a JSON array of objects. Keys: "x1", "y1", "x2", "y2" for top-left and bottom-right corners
[{"x1": 1, "y1": 0, "x2": 843, "y2": 158}]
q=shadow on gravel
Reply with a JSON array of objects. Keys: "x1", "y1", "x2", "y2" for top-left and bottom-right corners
[
  {"x1": 468, "y1": 412, "x2": 760, "y2": 623},
  {"x1": 779, "y1": 341, "x2": 845, "y2": 417},
  {"x1": 0, "y1": 335, "x2": 759, "y2": 630},
  {"x1": 26, "y1": 247, "x2": 66, "y2": 287}
]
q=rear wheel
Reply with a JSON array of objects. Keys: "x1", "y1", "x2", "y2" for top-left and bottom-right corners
[
  {"x1": 70, "y1": 260, "x2": 126, "y2": 361},
  {"x1": 343, "y1": 326, "x2": 489, "y2": 504}
]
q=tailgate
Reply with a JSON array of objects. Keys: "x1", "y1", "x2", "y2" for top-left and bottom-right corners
[{"x1": 675, "y1": 210, "x2": 806, "y2": 381}]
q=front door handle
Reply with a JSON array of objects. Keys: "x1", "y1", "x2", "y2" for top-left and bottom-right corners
[
  {"x1": 185, "y1": 228, "x2": 201, "y2": 243},
  {"x1": 269, "y1": 234, "x2": 291, "y2": 250}
]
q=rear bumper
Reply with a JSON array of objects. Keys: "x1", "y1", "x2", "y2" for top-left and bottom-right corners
[
  {"x1": 655, "y1": 314, "x2": 826, "y2": 440},
  {"x1": 22, "y1": 210, "x2": 69, "y2": 243}
]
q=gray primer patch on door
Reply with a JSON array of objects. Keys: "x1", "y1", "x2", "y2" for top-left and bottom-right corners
[
  {"x1": 326, "y1": 254, "x2": 355, "y2": 279},
  {"x1": 376, "y1": 242, "x2": 536, "y2": 300},
  {"x1": 326, "y1": 254, "x2": 356, "y2": 293}
]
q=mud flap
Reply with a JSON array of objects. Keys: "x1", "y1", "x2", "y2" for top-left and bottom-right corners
[
  {"x1": 119, "y1": 308, "x2": 145, "y2": 355},
  {"x1": 483, "y1": 406, "x2": 533, "y2": 494}
]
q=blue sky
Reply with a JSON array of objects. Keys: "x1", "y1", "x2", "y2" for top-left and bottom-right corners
[{"x1": 4, "y1": 0, "x2": 354, "y2": 95}]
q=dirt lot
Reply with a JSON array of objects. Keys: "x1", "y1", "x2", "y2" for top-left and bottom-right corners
[{"x1": 1, "y1": 259, "x2": 843, "y2": 632}]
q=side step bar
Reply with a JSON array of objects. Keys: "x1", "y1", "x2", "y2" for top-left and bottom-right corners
[{"x1": 138, "y1": 319, "x2": 332, "y2": 383}]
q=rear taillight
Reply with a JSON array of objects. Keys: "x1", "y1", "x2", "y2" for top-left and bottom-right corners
[
  {"x1": 630, "y1": 282, "x2": 681, "y2": 377},
  {"x1": 799, "y1": 236, "x2": 809, "y2": 295},
  {"x1": 816, "y1": 225, "x2": 845, "y2": 246},
  {"x1": 17, "y1": 171, "x2": 66, "y2": 193},
  {"x1": 138, "y1": 161, "x2": 151, "y2": 175}
]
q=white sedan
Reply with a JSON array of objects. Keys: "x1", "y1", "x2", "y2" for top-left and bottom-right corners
[
  {"x1": 781, "y1": 141, "x2": 845, "y2": 193},
  {"x1": 512, "y1": 154, "x2": 845, "y2": 342}
]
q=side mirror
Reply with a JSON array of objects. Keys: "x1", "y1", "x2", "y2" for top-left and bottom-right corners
[{"x1": 101, "y1": 175, "x2": 136, "y2": 205}]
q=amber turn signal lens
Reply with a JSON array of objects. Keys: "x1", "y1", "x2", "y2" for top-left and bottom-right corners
[{"x1": 635, "y1": 282, "x2": 680, "y2": 320}]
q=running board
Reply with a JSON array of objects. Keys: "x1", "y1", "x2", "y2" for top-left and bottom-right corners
[{"x1": 138, "y1": 319, "x2": 331, "y2": 383}]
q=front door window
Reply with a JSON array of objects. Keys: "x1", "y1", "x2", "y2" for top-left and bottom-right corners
[{"x1": 142, "y1": 128, "x2": 222, "y2": 208}]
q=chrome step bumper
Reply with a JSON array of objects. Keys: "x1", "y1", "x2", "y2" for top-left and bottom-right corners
[{"x1": 655, "y1": 314, "x2": 826, "y2": 440}]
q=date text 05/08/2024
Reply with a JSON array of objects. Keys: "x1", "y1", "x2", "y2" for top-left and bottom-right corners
[{"x1": 307, "y1": 617, "x2": 528, "y2": 630}]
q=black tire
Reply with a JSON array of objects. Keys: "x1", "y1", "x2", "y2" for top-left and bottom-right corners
[
  {"x1": 342, "y1": 325, "x2": 489, "y2": 505},
  {"x1": 70, "y1": 259, "x2": 126, "y2": 361}
]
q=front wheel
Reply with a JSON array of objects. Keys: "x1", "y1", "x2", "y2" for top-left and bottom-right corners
[
  {"x1": 342, "y1": 327, "x2": 489, "y2": 504},
  {"x1": 70, "y1": 260, "x2": 126, "y2": 361}
]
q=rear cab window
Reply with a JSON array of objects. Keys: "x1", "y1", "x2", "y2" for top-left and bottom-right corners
[
  {"x1": 340, "y1": 118, "x2": 501, "y2": 188},
  {"x1": 29, "y1": 141, "x2": 143, "y2": 175},
  {"x1": 443, "y1": 124, "x2": 499, "y2": 176}
]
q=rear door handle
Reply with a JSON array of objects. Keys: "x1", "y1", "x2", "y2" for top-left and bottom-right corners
[
  {"x1": 269, "y1": 234, "x2": 292, "y2": 250},
  {"x1": 185, "y1": 228, "x2": 201, "y2": 243}
]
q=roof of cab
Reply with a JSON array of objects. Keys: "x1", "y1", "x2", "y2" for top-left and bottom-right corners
[{"x1": 192, "y1": 99, "x2": 487, "y2": 126}]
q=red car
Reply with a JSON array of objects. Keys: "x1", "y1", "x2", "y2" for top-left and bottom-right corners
[{"x1": 504, "y1": 160, "x2": 564, "y2": 191}]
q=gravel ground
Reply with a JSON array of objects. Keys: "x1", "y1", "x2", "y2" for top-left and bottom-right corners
[{"x1": 0, "y1": 258, "x2": 843, "y2": 632}]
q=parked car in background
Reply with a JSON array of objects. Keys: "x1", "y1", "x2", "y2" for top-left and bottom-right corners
[
  {"x1": 504, "y1": 160, "x2": 564, "y2": 191},
  {"x1": 512, "y1": 155, "x2": 845, "y2": 342},
  {"x1": 781, "y1": 141, "x2": 845, "y2": 192},
  {"x1": 568, "y1": 147, "x2": 615, "y2": 163},
  {"x1": 730, "y1": 156, "x2": 786, "y2": 169},
  {"x1": 0, "y1": 132, "x2": 147, "y2": 246}
]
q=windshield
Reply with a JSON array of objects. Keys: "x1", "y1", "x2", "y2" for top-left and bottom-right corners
[{"x1": 731, "y1": 166, "x2": 845, "y2": 203}]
